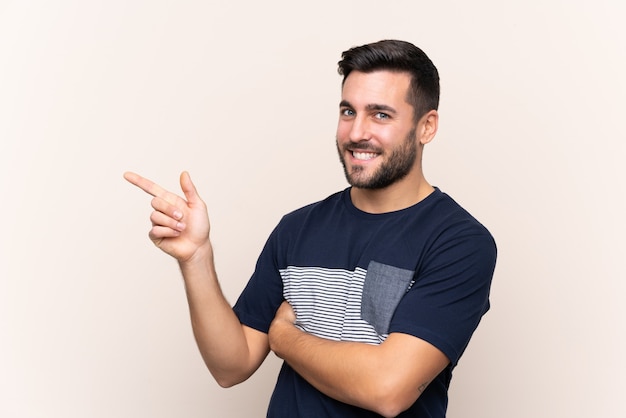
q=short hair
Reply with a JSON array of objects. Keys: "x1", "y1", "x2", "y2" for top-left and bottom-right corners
[{"x1": 337, "y1": 40, "x2": 440, "y2": 122}]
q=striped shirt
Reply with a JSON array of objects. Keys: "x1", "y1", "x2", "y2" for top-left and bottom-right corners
[{"x1": 233, "y1": 187, "x2": 496, "y2": 417}]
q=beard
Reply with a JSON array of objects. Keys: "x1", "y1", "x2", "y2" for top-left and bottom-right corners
[{"x1": 337, "y1": 127, "x2": 418, "y2": 190}]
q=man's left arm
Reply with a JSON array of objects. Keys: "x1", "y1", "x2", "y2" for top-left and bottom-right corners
[{"x1": 268, "y1": 301, "x2": 449, "y2": 418}]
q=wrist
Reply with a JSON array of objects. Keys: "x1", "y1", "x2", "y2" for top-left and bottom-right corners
[{"x1": 178, "y1": 241, "x2": 215, "y2": 277}]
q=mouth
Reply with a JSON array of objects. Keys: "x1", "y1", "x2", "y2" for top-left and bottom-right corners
[{"x1": 351, "y1": 151, "x2": 378, "y2": 161}]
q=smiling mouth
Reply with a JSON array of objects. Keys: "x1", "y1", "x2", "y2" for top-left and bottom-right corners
[{"x1": 352, "y1": 151, "x2": 378, "y2": 161}]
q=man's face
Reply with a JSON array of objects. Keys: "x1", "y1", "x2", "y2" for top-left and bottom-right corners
[{"x1": 336, "y1": 70, "x2": 419, "y2": 190}]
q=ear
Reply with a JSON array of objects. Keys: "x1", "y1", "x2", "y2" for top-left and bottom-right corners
[{"x1": 418, "y1": 110, "x2": 438, "y2": 145}]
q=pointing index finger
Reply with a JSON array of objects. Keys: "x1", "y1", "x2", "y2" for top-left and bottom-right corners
[{"x1": 123, "y1": 171, "x2": 168, "y2": 198}]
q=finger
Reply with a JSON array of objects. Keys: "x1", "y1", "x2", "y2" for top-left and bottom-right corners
[
  {"x1": 179, "y1": 171, "x2": 202, "y2": 206},
  {"x1": 276, "y1": 301, "x2": 294, "y2": 318},
  {"x1": 123, "y1": 171, "x2": 170, "y2": 198},
  {"x1": 149, "y1": 225, "x2": 182, "y2": 241},
  {"x1": 282, "y1": 301, "x2": 296, "y2": 320},
  {"x1": 151, "y1": 196, "x2": 184, "y2": 221},
  {"x1": 150, "y1": 210, "x2": 185, "y2": 232}
]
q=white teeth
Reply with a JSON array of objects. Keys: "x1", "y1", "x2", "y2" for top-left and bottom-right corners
[{"x1": 353, "y1": 151, "x2": 377, "y2": 160}]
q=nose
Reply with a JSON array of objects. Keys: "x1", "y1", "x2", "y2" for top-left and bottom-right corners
[{"x1": 348, "y1": 115, "x2": 371, "y2": 142}]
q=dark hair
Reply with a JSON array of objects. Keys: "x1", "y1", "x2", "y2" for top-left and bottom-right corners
[{"x1": 337, "y1": 40, "x2": 440, "y2": 122}]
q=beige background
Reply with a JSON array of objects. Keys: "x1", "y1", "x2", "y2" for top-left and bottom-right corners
[{"x1": 1, "y1": 0, "x2": 624, "y2": 417}]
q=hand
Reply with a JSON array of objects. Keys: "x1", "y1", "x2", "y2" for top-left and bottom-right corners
[
  {"x1": 123, "y1": 171, "x2": 211, "y2": 263},
  {"x1": 269, "y1": 301, "x2": 297, "y2": 356},
  {"x1": 274, "y1": 301, "x2": 296, "y2": 324}
]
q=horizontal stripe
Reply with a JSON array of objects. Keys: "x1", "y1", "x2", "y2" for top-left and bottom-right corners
[{"x1": 280, "y1": 266, "x2": 385, "y2": 344}]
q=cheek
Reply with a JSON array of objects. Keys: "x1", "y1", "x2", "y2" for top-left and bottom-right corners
[{"x1": 336, "y1": 123, "x2": 349, "y2": 140}]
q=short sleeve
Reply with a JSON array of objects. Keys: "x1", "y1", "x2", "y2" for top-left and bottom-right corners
[
  {"x1": 232, "y1": 225, "x2": 286, "y2": 334},
  {"x1": 389, "y1": 222, "x2": 497, "y2": 365}
]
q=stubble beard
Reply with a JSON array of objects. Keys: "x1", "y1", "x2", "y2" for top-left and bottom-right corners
[{"x1": 337, "y1": 127, "x2": 418, "y2": 190}]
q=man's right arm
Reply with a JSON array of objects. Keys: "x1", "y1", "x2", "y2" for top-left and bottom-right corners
[
  {"x1": 123, "y1": 171, "x2": 269, "y2": 387},
  {"x1": 178, "y1": 245, "x2": 270, "y2": 387}
]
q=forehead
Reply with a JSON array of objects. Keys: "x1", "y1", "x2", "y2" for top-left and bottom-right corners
[{"x1": 341, "y1": 70, "x2": 412, "y2": 107}]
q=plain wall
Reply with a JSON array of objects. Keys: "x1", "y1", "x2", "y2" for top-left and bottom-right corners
[{"x1": 1, "y1": 1, "x2": 624, "y2": 417}]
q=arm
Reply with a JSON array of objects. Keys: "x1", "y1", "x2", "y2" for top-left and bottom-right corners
[
  {"x1": 268, "y1": 302, "x2": 449, "y2": 418},
  {"x1": 124, "y1": 171, "x2": 269, "y2": 387}
]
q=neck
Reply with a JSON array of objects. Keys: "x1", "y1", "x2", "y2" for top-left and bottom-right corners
[{"x1": 350, "y1": 172, "x2": 434, "y2": 214}]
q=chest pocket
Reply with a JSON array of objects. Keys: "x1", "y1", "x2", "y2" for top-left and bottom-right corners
[{"x1": 361, "y1": 261, "x2": 415, "y2": 336}]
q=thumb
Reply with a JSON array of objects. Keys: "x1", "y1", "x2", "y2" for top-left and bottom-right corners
[{"x1": 179, "y1": 171, "x2": 202, "y2": 205}]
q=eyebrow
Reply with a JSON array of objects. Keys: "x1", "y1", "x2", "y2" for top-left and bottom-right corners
[{"x1": 339, "y1": 100, "x2": 398, "y2": 114}]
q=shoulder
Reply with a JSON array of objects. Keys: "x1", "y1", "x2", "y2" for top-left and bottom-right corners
[
  {"x1": 424, "y1": 189, "x2": 494, "y2": 241},
  {"x1": 279, "y1": 189, "x2": 347, "y2": 225},
  {"x1": 406, "y1": 189, "x2": 497, "y2": 269}
]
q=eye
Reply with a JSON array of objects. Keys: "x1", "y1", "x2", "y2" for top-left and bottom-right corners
[
  {"x1": 340, "y1": 108, "x2": 355, "y2": 117},
  {"x1": 374, "y1": 112, "x2": 390, "y2": 120}
]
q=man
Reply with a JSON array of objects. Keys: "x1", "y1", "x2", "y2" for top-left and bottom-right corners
[{"x1": 124, "y1": 39, "x2": 497, "y2": 417}]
